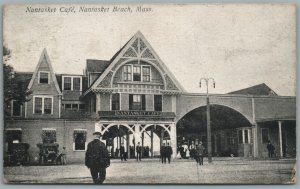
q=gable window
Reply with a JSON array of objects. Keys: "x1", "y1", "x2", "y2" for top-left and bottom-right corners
[
  {"x1": 63, "y1": 76, "x2": 82, "y2": 91},
  {"x1": 142, "y1": 66, "x2": 151, "y2": 82},
  {"x1": 73, "y1": 129, "x2": 87, "y2": 151},
  {"x1": 112, "y1": 93, "x2": 120, "y2": 110},
  {"x1": 154, "y1": 95, "x2": 162, "y2": 111},
  {"x1": 133, "y1": 66, "x2": 141, "y2": 81},
  {"x1": 12, "y1": 100, "x2": 22, "y2": 117},
  {"x1": 123, "y1": 65, "x2": 132, "y2": 81},
  {"x1": 129, "y1": 94, "x2": 145, "y2": 110},
  {"x1": 33, "y1": 96, "x2": 53, "y2": 114},
  {"x1": 39, "y1": 71, "x2": 49, "y2": 84}
]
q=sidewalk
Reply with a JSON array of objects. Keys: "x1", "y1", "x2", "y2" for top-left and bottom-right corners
[{"x1": 3, "y1": 158, "x2": 296, "y2": 184}]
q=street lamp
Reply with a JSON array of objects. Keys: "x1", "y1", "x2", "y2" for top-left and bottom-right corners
[{"x1": 200, "y1": 77, "x2": 215, "y2": 163}]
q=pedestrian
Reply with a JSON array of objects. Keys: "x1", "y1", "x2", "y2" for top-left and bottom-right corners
[
  {"x1": 60, "y1": 147, "x2": 67, "y2": 165},
  {"x1": 120, "y1": 143, "x2": 127, "y2": 161},
  {"x1": 195, "y1": 141, "x2": 205, "y2": 165},
  {"x1": 136, "y1": 142, "x2": 142, "y2": 161},
  {"x1": 267, "y1": 140, "x2": 275, "y2": 158},
  {"x1": 166, "y1": 143, "x2": 173, "y2": 164},
  {"x1": 160, "y1": 143, "x2": 166, "y2": 164},
  {"x1": 85, "y1": 132, "x2": 110, "y2": 184}
]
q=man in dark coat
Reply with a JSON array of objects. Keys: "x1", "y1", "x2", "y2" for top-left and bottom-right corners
[
  {"x1": 85, "y1": 132, "x2": 110, "y2": 184},
  {"x1": 120, "y1": 143, "x2": 127, "y2": 161},
  {"x1": 160, "y1": 143, "x2": 166, "y2": 164},
  {"x1": 195, "y1": 141, "x2": 205, "y2": 165},
  {"x1": 267, "y1": 140, "x2": 275, "y2": 158},
  {"x1": 136, "y1": 142, "x2": 142, "y2": 161},
  {"x1": 165, "y1": 143, "x2": 173, "y2": 164}
]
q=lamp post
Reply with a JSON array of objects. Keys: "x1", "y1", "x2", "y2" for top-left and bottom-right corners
[{"x1": 200, "y1": 77, "x2": 215, "y2": 163}]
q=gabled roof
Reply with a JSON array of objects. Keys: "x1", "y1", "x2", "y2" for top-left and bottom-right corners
[
  {"x1": 27, "y1": 49, "x2": 62, "y2": 95},
  {"x1": 228, "y1": 83, "x2": 278, "y2": 96},
  {"x1": 85, "y1": 31, "x2": 185, "y2": 96},
  {"x1": 86, "y1": 59, "x2": 111, "y2": 73}
]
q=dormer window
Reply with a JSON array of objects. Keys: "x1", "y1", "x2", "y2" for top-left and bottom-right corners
[
  {"x1": 62, "y1": 76, "x2": 82, "y2": 91},
  {"x1": 142, "y1": 66, "x2": 150, "y2": 82},
  {"x1": 39, "y1": 71, "x2": 50, "y2": 84}
]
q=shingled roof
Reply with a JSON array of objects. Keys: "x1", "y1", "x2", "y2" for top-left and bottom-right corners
[
  {"x1": 86, "y1": 59, "x2": 111, "y2": 73},
  {"x1": 228, "y1": 83, "x2": 278, "y2": 96}
]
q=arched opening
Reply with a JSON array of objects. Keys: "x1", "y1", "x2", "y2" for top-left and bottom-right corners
[
  {"x1": 102, "y1": 125, "x2": 135, "y2": 159},
  {"x1": 176, "y1": 105, "x2": 252, "y2": 158},
  {"x1": 141, "y1": 124, "x2": 171, "y2": 158}
]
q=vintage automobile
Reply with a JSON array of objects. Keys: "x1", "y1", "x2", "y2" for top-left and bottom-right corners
[
  {"x1": 37, "y1": 143, "x2": 60, "y2": 165},
  {"x1": 5, "y1": 143, "x2": 30, "y2": 166}
]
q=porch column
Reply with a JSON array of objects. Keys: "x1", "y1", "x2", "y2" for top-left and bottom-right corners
[
  {"x1": 96, "y1": 93, "x2": 101, "y2": 112},
  {"x1": 134, "y1": 124, "x2": 142, "y2": 157},
  {"x1": 170, "y1": 123, "x2": 177, "y2": 159},
  {"x1": 278, "y1": 121, "x2": 283, "y2": 158},
  {"x1": 126, "y1": 132, "x2": 130, "y2": 159},
  {"x1": 252, "y1": 124, "x2": 259, "y2": 158},
  {"x1": 151, "y1": 128, "x2": 154, "y2": 158}
]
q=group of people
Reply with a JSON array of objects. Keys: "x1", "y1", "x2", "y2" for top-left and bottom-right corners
[
  {"x1": 85, "y1": 131, "x2": 209, "y2": 184},
  {"x1": 160, "y1": 143, "x2": 173, "y2": 164}
]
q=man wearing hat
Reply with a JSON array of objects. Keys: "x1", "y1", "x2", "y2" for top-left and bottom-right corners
[
  {"x1": 195, "y1": 141, "x2": 205, "y2": 165},
  {"x1": 85, "y1": 132, "x2": 110, "y2": 184}
]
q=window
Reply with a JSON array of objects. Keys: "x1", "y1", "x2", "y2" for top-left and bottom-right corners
[
  {"x1": 73, "y1": 78, "x2": 81, "y2": 91},
  {"x1": 238, "y1": 129, "x2": 251, "y2": 144},
  {"x1": 42, "y1": 129, "x2": 56, "y2": 144},
  {"x1": 244, "y1": 130, "x2": 249, "y2": 144},
  {"x1": 72, "y1": 104, "x2": 78, "y2": 110},
  {"x1": 33, "y1": 96, "x2": 53, "y2": 114},
  {"x1": 39, "y1": 72, "x2": 49, "y2": 84},
  {"x1": 12, "y1": 100, "x2": 21, "y2": 116},
  {"x1": 129, "y1": 94, "x2": 145, "y2": 110},
  {"x1": 73, "y1": 130, "x2": 87, "y2": 151},
  {"x1": 5, "y1": 129, "x2": 22, "y2": 153},
  {"x1": 112, "y1": 93, "x2": 120, "y2": 110},
  {"x1": 34, "y1": 97, "x2": 43, "y2": 114},
  {"x1": 154, "y1": 95, "x2": 162, "y2": 111},
  {"x1": 238, "y1": 130, "x2": 243, "y2": 144},
  {"x1": 133, "y1": 66, "x2": 141, "y2": 81},
  {"x1": 44, "y1": 98, "x2": 52, "y2": 114},
  {"x1": 123, "y1": 65, "x2": 132, "y2": 81},
  {"x1": 262, "y1": 128, "x2": 269, "y2": 143},
  {"x1": 65, "y1": 104, "x2": 72, "y2": 109},
  {"x1": 64, "y1": 77, "x2": 72, "y2": 90},
  {"x1": 142, "y1": 66, "x2": 150, "y2": 82},
  {"x1": 63, "y1": 76, "x2": 82, "y2": 91}
]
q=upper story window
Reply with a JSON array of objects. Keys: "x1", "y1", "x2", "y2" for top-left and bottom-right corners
[
  {"x1": 133, "y1": 66, "x2": 141, "y2": 81},
  {"x1": 142, "y1": 66, "x2": 151, "y2": 82},
  {"x1": 63, "y1": 76, "x2": 82, "y2": 91},
  {"x1": 122, "y1": 64, "x2": 151, "y2": 82},
  {"x1": 33, "y1": 96, "x2": 53, "y2": 114},
  {"x1": 112, "y1": 93, "x2": 120, "y2": 110},
  {"x1": 123, "y1": 65, "x2": 132, "y2": 81},
  {"x1": 39, "y1": 71, "x2": 50, "y2": 84},
  {"x1": 12, "y1": 100, "x2": 22, "y2": 117},
  {"x1": 154, "y1": 95, "x2": 162, "y2": 111},
  {"x1": 129, "y1": 94, "x2": 145, "y2": 110}
]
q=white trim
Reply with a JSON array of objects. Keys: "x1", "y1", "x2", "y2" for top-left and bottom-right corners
[
  {"x1": 5, "y1": 128, "x2": 22, "y2": 131},
  {"x1": 62, "y1": 75, "x2": 82, "y2": 91},
  {"x1": 33, "y1": 95, "x2": 54, "y2": 115},
  {"x1": 38, "y1": 71, "x2": 50, "y2": 84},
  {"x1": 119, "y1": 93, "x2": 122, "y2": 110},
  {"x1": 58, "y1": 96, "x2": 61, "y2": 118},
  {"x1": 25, "y1": 101, "x2": 27, "y2": 118},
  {"x1": 42, "y1": 128, "x2": 56, "y2": 131}
]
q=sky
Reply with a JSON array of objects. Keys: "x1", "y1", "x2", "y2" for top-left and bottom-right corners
[{"x1": 3, "y1": 4, "x2": 296, "y2": 96}]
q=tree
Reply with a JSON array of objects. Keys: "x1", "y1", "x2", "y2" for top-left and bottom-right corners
[{"x1": 3, "y1": 46, "x2": 32, "y2": 117}]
